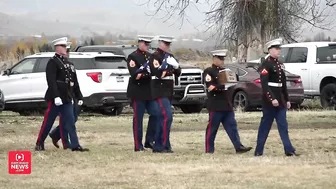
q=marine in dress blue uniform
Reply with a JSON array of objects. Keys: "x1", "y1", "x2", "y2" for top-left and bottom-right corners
[
  {"x1": 127, "y1": 35, "x2": 158, "y2": 151},
  {"x1": 203, "y1": 49, "x2": 252, "y2": 154},
  {"x1": 49, "y1": 42, "x2": 84, "y2": 149},
  {"x1": 254, "y1": 38, "x2": 298, "y2": 156},
  {"x1": 35, "y1": 37, "x2": 88, "y2": 152},
  {"x1": 149, "y1": 35, "x2": 181, "y2": 153}
]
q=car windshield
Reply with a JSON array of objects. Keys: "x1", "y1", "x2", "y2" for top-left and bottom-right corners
[{"x1": 94, "y1": 57, "x2": 127, "y2": 69}]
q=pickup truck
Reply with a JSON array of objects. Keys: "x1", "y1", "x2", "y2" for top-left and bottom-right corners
[
  {"x1": 251, "y1": 42, "x2": 336, "y2": 108},
  {"x1": 74, "y1": 45, "x2": 207, "y2": 113}
]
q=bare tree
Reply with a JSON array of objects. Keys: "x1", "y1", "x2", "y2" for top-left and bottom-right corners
[
  {"x1": 141, "y1": 0, "x2": 331, "y2": 61},
  {"x1": 326, "y1": 0, "x2": 336, "y2": 6}
]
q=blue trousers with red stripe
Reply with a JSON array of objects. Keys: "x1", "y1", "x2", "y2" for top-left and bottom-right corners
[
  {"x1": 132, "y1": 99, "x2": 159, "y2": 150},
  {"x1": 255, "y1": 107, "x2": 295, "y2": 155},
  {"x1": 36, "y1": 102, "x2": 80, "y2": 149},
  {"x1": 49, "y1": 104, "x2": 80, "y2": 149},
  {"x1": 153, "y1": 97, "x2": 173, "y2": 152},
  {"x1": 205, "y1": 111, "x2": 242, "y2": 153}
]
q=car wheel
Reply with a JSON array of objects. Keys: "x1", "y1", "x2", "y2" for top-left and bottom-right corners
[
  {"x1": 101, "y1": 106, "x2": 124, "y2": 116},
  {"x1": 320, "y1": 83, "x2": 336, "y2": 110},
  {"x1": 180, "y1": 104, "x2": 203, "y2": 114},
  {"x1": 233, "y1": 91, "x2": 249, "y2": 111}
]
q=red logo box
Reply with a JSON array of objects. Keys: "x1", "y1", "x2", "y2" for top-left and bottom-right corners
[{"x1": 8, "y1": 151, "x2": 31, "y2": 174}]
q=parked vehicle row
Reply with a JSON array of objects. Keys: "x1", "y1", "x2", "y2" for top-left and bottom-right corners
[
  {"x1": 251, "y1": 41, "x2": 336, "y2": 109},
  {"x1": 0, "y1": 42, "x2": 309, "y2": 116}
]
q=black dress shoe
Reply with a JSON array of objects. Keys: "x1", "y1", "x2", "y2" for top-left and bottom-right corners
[
  {"x1": 49, "y1": 135, "x2": 59, "y2": 148},
  {"x1": 35, "y1": 144, "x2": 45, "y2": 151},
  {"x1": 134, "y1": 148, "x2": 145, "y2": 152},
  {"x1": 164, "y1": 149, "x2": 174, "y2": 153},
  {"x1": 254, "y1": 152, "x2": 263, "y2": 156},
  {"x1": 286, "y1": 152, "x2": 300, "y2": 157},
  {"x1": 144, "y1": 142, "x2": 153, "y2": 149},
  {"x1": 72, "y1": 146, "x2": 90, "y2": 152},
  {"x1": 236, "y1": 146, "x2": 253, "y2": 153}
]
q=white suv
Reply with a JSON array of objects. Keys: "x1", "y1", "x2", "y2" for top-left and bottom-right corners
[{"x1": 0, "y1": 52, "x2": 130, "y2": 115}]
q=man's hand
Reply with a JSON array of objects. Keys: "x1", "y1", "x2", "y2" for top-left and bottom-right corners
[
  {"x1": 54, "y1": 97, "x2": 63, "y2": 106},
  {"x1": 286, "y1": 101, "x2": 291, "y2": 109},
  {"x1": 166, "y1": 56, "x2": 179, "y2": 69},
  {"x1": 136, "y1": 73, "x2": 142, "y2": 80},
  {"x1": 78, "y1": 100, "x2": 83, "y2": 106},
  {"x1": 272, "y1": 99, "x2": 279, "y2": 107}
]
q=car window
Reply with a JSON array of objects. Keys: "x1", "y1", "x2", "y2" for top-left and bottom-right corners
[
  {"x1": 316, "y1": 45, "x2": 336, "y2": 63},
  {"x1": 237, "y1": 68, "x2": 247, "y2": 76},
  {"x1": 279, "y1": 47, "x2": 290, "y2": 63},
  {"x1": 10, "y1": 58, "x2": 37, "y2": 74},
  {"x1": 35, "y1": 58, "x2": 51, "y2": 73},
  {"x1": 122, "y1": 48, "x2": 137, "y2": 58},
  {"x1": 94, "y1": 57, "x2": 127, "y2": 69},
  {"x1": 69, "y1": 58, "x2": 95, "y2": 70},
  {"x1": 287, "y1": 47, "x2": 308, "y2": 63}
]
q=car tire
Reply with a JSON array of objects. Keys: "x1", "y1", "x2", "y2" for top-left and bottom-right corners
[
  {"x1": 233, "y1": 90, "x2": 249, "y2": 111},
  {"x1": 101, "y1": 106, "x2": 124, "y2": 116},
  {"x1": 180, "y1": 104, "x2": 203, "y2": 114},
  {"x1": 320, "y1": 83, "x2": 336, "y2": 110}
]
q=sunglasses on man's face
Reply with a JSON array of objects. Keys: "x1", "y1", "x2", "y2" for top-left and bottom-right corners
[{"x1": 144, "y1": 42, "x2": 151, "y2": 46}]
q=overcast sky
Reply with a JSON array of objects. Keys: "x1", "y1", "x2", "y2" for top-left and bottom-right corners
[{"x1": 0, "y1": 0, "x2": 335, "y2": 38}]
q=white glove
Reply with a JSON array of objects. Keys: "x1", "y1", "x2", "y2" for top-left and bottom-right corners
[
  {"x1": 166, "y1": 56, "x2": 179, "y2": 69},
  {"x1": 78, "y1": 100, "x2": 83, "y2": 106},
  {"x1": 54, "y1": 97, "x2": 63, "y2": 106}
]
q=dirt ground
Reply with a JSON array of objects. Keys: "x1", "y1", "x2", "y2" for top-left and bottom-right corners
[{"x1": 0, "y1": 110, "x2": 335, "y2": 189}]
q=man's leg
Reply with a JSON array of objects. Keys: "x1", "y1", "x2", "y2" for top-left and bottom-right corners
[
  {"x1": 35, "y1": 101, "x2": 59, "y2": 151},
  {"x1": 145, "y1": 115, "x2": 156, "y2": 146},
  {"x1": 157, "y1": 97, "x2": 173, "y2": 152},
  {"x1": 59, "y1": 103, "x2": 80, "y2": 150},
  {"x1": 152, "y1": 99, "x2": 165, "y2": 153},
  {"x1": 205, "y1": 111, "x2": 222, "y2": 153},
  {"x1": 275, "y1": 107, "x2": 296, "y2": 155},
  {"x1": 132, "y1": 100, "x2": 146, "y2": 151},
  {"x1": 221, "y1": 111, "x2": 252, "y2": 153},
  {"x1": 254, "y1": 107, "x2": 276, "y2": 156}
]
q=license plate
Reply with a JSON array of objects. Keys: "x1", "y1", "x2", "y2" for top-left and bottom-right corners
[{"x1": 116, "y1": 76, "x2": 124, "y2": 83}]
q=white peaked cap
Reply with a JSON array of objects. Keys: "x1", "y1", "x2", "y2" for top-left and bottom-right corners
[
  {"x1": 52, "y1": 37, "x2": 68, "y2": 46},
  {"x1": 211, "y1": 49, "x2": 228, "y2": 57},
  {"x1": 66, "y1": 42, "x2": 72, "y2": 49},
  {"x1": 265, "y1": 38, "x2": 282, "y2": 49},
  {"x1": 157, "y1": 35, "x2": 174, "y2": 43},
  {"x1": 137, "y1": 35, "x2": 154, "y2": 42}
]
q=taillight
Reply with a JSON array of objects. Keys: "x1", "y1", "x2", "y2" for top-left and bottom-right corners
[
  {"x1": 295, "y1": 78, "x2": 302, "y2": 83},
  {"x1": 254, "y1": 78, "x2": 261, "y2": 84},
  {"x1": 86, "y1": 72, "x2": 102, "y2": 83}
]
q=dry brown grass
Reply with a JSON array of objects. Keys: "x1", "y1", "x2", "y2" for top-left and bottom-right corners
[{"x1": 0, "y1": 110, "x2": 336, "y2": 189}]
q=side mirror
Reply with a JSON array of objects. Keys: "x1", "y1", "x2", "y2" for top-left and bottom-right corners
[{"x1": 3, "y1": 69, "x2": 10, "y2": 75}]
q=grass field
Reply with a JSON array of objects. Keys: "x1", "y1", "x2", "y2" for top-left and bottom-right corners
[{"x1": 0, "y1": 110, "x2": 335, "y2": 189}]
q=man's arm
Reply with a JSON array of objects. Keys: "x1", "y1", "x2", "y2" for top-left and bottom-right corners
[
  {"x1": 281, "y1": 68, "x2": 289, "y2": 102},
  {"x1": 260, "y1": 62, "x2": 275, "y2": 102},
  {"x1": 149, "y1": 54, "x2": 163, "y2": 78},
  {"x1": 203, "y1": 69, "x2": 225, "y2": 92},
  {"x1": 126, "y1": 55, "x2": 143, "y2": 80},
  {"x1": 46, "y1": 59, "x2": 60, "y2": 98},
  {"x1": 73, "y1": 70, "x2": 83, "y2": 100}
]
